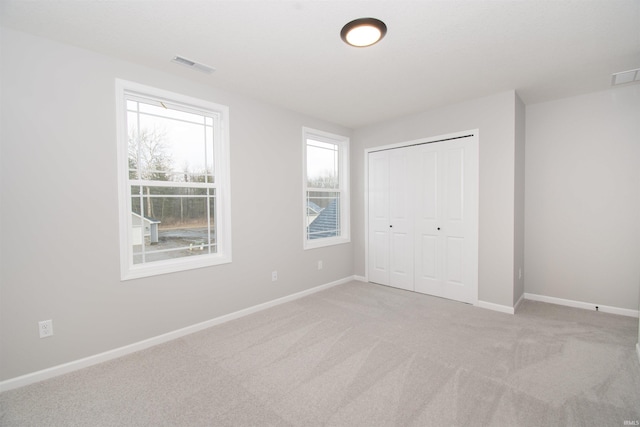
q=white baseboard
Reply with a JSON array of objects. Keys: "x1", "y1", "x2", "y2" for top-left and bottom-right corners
[
  {"x1": 476, "y1": 300, "x2": 515, "y2": 315},
  {"x1": 524, "y1": 293, "x2": 639, "y2": 318},
  {"x1": 353, "y1": 275, "x2": 367, "y2": 282},
  {"x1": 513, "y1": 293, "x2": 525, "y2": 313},
  {"x1": 0, "y1": 276, "x2": 355, "y2": 393}
]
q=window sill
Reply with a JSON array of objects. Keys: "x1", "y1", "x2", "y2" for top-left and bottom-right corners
[
  {"x1": 121, "y1": 253, "x2": 232, "y2": 281},
  {"x1": 303, "y1": 236, "x2": 351, "y2": 251}
]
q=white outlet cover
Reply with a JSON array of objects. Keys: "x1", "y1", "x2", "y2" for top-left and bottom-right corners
[{"x1": 39, "y1": 320, "x2": 53, "y2": 338}]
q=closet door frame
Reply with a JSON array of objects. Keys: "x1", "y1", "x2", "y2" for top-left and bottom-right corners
[{"x1": 364, "y1": 129, "x2": 479, "y2": 304}]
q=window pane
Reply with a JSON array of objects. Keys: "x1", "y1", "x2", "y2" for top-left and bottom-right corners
[
  {"x1": 209, "y1": 193, "x2": 217, "y2": 254},
  {"x1": 306, "y1": 139, "x2": 339, "y2": 189},
  {"x1": 133, "y1": 243, "x2": 216, "y2": 264},
  {"x1": 134, "y1": 116, "x2": 212, "y2": 182},
  {"x1": 306, "y1": 191, "x2": 340, "y2": 239},
  {"x1": 205, "y1": 125, "x2": 214, "y2": 183},
  {"x1": 130, "y1": 187, "x2": 216, "y2": 264},
  {"x1": 127, "y1": 99, "x2": 215, "y2": 184},
  {"x1": 127, "y1": 112, "x2": 140, "y2": 179}
]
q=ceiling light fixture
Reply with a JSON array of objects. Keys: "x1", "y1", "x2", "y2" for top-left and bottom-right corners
[{"x1": 340, "y1": 18, "x2": 387, "y2": 48}]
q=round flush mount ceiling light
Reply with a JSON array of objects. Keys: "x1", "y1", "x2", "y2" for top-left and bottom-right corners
[{"x1": 340, "y1": 18, "x2": 387, "y2": 47}]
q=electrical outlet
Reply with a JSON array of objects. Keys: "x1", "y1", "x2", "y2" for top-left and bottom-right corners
[
  {"x1": 272, "y1": 270, "x2": 278, "y2": 281},
  {"x1": 39, "y1": 320, "x2": 53, "y2": 338},
  {"x1": 518, "y1": 268, "x2": 522, "y2": 280},
  {"x1": 318, "y1": 260, "x2": 323, "y2": 270}
]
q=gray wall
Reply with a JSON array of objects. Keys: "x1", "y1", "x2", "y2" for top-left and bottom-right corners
[
  {"x1": 525, "y1": 86, "x2": 640, "y2": 310},
  {"x1": 352, "y1": 91, "x2": 520, "y2": 308},
  {"x1": 0, "y1": 28, "x2": 353, "y2": 381}
]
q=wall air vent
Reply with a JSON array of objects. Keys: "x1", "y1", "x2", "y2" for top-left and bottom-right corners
[
  {"x1": 611, "y1": 68, "x2": 640, "y2": 86},
  {"x1": 171, "y1": 56, "x2": 216, "y2": 74}
]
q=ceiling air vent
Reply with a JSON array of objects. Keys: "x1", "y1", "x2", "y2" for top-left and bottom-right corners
[
  {"x1": 611, "y1": 68, "x2": 640, "y2": 86},
  {"x1": 171, "y1": 56, "x2": 216, "y2": 74}
]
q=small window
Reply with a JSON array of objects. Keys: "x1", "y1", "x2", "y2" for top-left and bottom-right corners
[
  {"x1": 303, "y1": 127, "x2": 350, "y2": 249},
  {"x1": 116, "y1": 80, "x2": 231, "y2": 280}
]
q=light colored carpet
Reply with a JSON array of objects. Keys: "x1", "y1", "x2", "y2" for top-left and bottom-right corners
[{"x1": 1, "y1": 281, "x2": 639, "y2": 426}]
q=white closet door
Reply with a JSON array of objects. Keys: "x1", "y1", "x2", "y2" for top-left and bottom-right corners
[
  {"x1": 413, "y1": 146, "x2": 440, "y2": 294},
  {"x1": 368, "y1": 151, "x2": 390, "y2": 286},
  {"x1": 414, "y1": 138, "x2": 478, "y2": 304},
  {"x1": 367, "y1": 149, "x2": 414, "y2": 290},
  {"x1": 388, "y1": 148, "x2": 414, "y2": 290}
]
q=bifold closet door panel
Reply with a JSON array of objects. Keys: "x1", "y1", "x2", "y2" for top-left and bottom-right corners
[
  {"x1": 388, "y1": 148, "x2": 414, "y2": 290},
  {"x1": 367, "y1": 149, "x2": 414, "y2": 291},
  {"x1": 414, "y1": 139, "x2": 478, "y2": 304},
  {"x1": 368, "y1": 151, "x2": 390, "y2": 286},
  {"x1": 413, "y1": 146, "x2": 441, "y2": 295}
]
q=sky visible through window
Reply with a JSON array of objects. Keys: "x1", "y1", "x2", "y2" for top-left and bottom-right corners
[{"x1": 307, "y1": 138, "x2": 338, "y2": 188}]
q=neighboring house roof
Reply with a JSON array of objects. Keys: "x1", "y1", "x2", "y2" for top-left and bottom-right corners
[
  {"x1": 308, "y1": 199, "x2": 339, "y2": 239},
  {"x1": 131, "y1": 212, "x2": 161, "y2": 225},
  {"x1": 306, "y1": 201, "x2": 323, "y2": 215}
]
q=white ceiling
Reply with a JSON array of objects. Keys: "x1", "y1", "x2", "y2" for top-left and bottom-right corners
[{"x1": 1, "y1": 0, "x2": 639, "y2": 128}]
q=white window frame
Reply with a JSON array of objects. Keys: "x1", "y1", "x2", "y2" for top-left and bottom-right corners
[
  {"x1": 116, "y1": 79, "x2": 232, "y2": 280},
  {"x1": 302, "y1": 127, "x2": 350, "y2": 250}
]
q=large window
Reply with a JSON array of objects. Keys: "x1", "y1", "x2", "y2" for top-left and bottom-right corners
[
  {"x1": 116, "y1": 80, "x2": 231, "y2": 280},
  {"x1": 303, "y1": 127, "x2": 350, "y2": 249}
]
